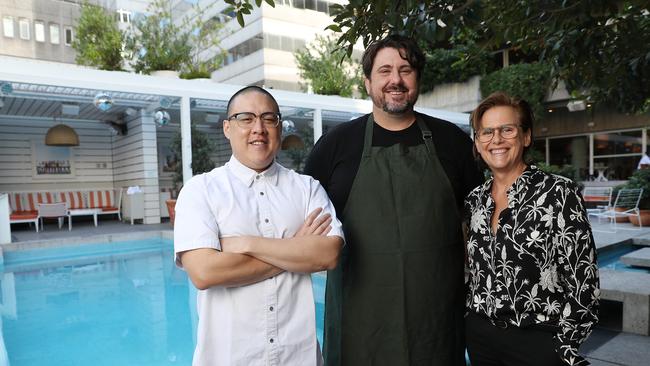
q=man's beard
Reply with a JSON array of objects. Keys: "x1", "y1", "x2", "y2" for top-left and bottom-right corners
[
  {"x1": 377, "y1": 84, "x2": 417, "y2": 114},
  {"x1": 383, "y1": 99, "x2": 413, "y2": 114}
]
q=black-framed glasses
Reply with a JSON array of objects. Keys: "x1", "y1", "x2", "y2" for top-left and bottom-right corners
[
  {"x1": 227, "y1": 112, "x2": 282, "y2": 128},
  {"x1": 475, "y1": 124, "x2": 522, "y2": 143}
]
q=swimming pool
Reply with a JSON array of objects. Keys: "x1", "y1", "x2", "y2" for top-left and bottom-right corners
[
  {"x1": 597, "y1": 242, "x2": 650, "y2": 273},
  {"x1": 0, "y1": 238, "x2": 326, "y2": 365}
]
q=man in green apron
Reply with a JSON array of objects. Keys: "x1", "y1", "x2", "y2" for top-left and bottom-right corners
[{"x1": 304, "y1": 35, "x2": 483, "y2": 365}]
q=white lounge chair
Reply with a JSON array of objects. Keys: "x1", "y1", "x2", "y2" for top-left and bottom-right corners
[{"x1": 588, "y1": 188, "x2": 643, "y2": 231}]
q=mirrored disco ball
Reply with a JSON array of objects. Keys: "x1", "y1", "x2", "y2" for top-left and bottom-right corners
[
  {"x1": 0, "y1": 82, "x2": 13, "y2": 95},
  {"x1": 154, "y1": 110, "x2": 170, "y2": 127},
  {"x1": 94, "y1": 92, "x2": 114, "y2": 112}
]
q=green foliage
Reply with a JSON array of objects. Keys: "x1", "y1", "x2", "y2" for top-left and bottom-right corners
[
  {"x1": 480, "y1": 63, "x2": 552, "y2": 121},
  {"x1": 170, "y1": 123, "x2": 217, "y2": 188},
  {"x1": 615, "y1": 168, "x2": 650, "y2": 209},
  {"x1": 535, "y1": 162, "x2": 578, "y2": 182},
  {"x1": 420, "y1": 42, "x2": 494, "y2": 93},
  {"x1": 294, "y1": 35, "x2": 362, "y2": 97},
  {"x1": 182, "y1": 9, "x2": 228, "y2": 77},
  {"x1": 228, "y1": 0, "x2": 647, "y2": 114},
  {"x1": 125, "y1": 0, "x2": 226, "y2": 75},
  {"x1": 179, "y1": 70, "x2": 212, "y2": 80},
  {"x1": 72, "y1": 3, "x2": 124, "y2": 71},
  {"x1": 284, "y1": 124, "x2": 314, "y2": 173},
  {"x1": 224, "y1": 0, "x2": 276, "y2": 27},
  {"x1": 125, "y1": 0, "x2": 191, "y2": 73}
]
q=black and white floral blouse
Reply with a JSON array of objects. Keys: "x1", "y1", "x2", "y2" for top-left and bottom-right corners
[{"x1": 464, "y1": 165, "x2": 600, "y2": 366}]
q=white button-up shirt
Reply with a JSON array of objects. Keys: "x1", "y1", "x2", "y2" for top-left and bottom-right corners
[{"x1": 174, "y1": 156, "x2": 344, "y2": 366}]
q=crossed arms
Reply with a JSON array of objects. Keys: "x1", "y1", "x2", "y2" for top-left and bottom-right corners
[{"x1": 179, "y1": 208, "x2": 343, "y2": 290}]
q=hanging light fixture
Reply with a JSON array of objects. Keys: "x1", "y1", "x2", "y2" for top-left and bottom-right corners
[
  {"x1": 154, "y1": 110, "x2": 170, "y2": 127},
  {"x1": 45, "y1": 116, "x2": 79, "y2": 146},
  {"x1": 94, "y1": 92, "x2": 114, "y2": 112}
]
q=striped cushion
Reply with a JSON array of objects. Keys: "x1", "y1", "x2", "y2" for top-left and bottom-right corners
[
  {"x1": 10, "y1": 211, "x2": 38, "y2": 220},
  {"x1": 24, "y1": 192, "x2": 55, "y2": 211},
  {"x1": 88, "y1": 190, "x2": 114, "y2": 208},
  {"x1": 59, "y1": 191, "x2": 85, "y2": 209},
  {"x1": 8, "y1": 193, "x2": 23, "y2": 213}
]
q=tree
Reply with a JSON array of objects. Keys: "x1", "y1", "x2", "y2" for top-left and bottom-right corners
[
  {"x1": 72, "y1": 3, "x2": 124, "y2": 71},
  {"x1": 170, "y1": 123, "x2": 217, "y2": 188},
  {"x1": 125, "y1": 0, "x2": 227, "y2": 76},
  {"x1": 182, "y1": 10, "x2": 228, "y2": 79},
  {"x1": 230, "y1": 0, "x2": 650, "y2": 113},
  {"x1": 294, "y1": 35, "x2": 361, "y2": 97},
  {"x1": 125, "y1": 0, "x2": 191, "y2": 74}
]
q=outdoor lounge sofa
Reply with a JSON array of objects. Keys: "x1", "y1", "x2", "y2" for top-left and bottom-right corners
[{"x1": 5, "y1": 188, "x2": 123, "y2": 231}]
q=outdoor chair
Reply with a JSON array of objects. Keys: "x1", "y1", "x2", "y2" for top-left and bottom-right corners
[
  {"x1": 588, "y1": 188, "x2": 643, "y2": 231},
  {"x1": 37, "y1": 202, "x2": 68, "y2": 230},
  {"x1": 582, "y1": 186, "x2": 613, "y2": 214}
]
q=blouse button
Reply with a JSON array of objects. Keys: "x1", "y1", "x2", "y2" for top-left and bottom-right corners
[{"x1": 265, "y1": 219, "x2": 269, "y2": 223}]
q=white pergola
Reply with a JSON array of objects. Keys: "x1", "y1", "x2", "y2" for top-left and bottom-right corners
[{"x1": 0, "y1": 56, "x2": 469, "y2": 184}]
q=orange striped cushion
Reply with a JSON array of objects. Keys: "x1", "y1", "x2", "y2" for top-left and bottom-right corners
[
  {"x1": 10, "y1": 211, "x2": 38, "y2": 220},
  {"x1": 8, "y1": 193, "x2": 23, "y2": 212},
  {"x1": 88, "y1": 190, "x2": 114, "y2": 208},
  {"x1": 25, "y1": 192, "x2": 55, "y2": 211},
  {"x1": 59, "y1": 191, "x2": 85, "y2": 209}
]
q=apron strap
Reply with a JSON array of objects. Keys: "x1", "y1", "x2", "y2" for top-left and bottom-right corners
[
  {"x1": 417, "y1": 118, "x2": 435, "y2": 154},
  {"x1": 362, "y1": 114, "x2": 375, "y2": 158},
  {"x1": 363, "y1": 114, "x2": 435, "y2": 156}
]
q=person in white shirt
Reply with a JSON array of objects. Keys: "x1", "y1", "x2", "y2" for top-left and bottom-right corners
[
  {"x1": 174, "y1": 86, "x2": 344, "y2": 366},
  {"x1": 637, "y1": 153, "x2": 650, "y2": 169}
]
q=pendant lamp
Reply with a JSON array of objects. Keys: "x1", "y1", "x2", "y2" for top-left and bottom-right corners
[
  {"x1": 281, "y1": 134, "x2": 304, "y2": 150},
  {"x1": 45, "y1": 117, "x2": 79, "y2": 146}
]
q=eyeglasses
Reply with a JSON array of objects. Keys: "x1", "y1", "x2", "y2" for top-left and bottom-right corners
[
  {"x1": 475, "y1": 124, "x2": 522, "y2": 143},
  {"x1": 227, "y1": 112, "x2": 282, "y2": 128}
]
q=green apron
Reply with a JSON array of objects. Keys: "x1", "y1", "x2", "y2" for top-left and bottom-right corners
[{"x1": 323, "y1": 114, "x2": 465, "y2": 366}]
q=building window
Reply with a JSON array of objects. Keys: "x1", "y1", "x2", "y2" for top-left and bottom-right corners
[
  {"x1": 64, "y1": 27, "x2": 73, "y2": 46},
  {"x1": 548, "y1": 136, "x2": 589, "y2": 181},
  {"x1": 593, "y1": 130, "x2": 643, "y2": 180},
  {"x1": 117, "y1": 9, "x2": 131, "y2": 23},
  {"x1": 50, "y1": 23, "x2": 60, "y2": 44},
  {"x1": 305, "y1": 0, "x2": 317, "y2": 11},
  {"x1": 19, "y1": 18, "x2": 30, "y2": 40},
  {"x1": 2, "y1": 16, "x2": 13, "y2": 38},
  {"x1": 317, "y1": 0, "x2": 329, "y2": 13},
  {"x1": 293, "y1": 0, "x2": 305, "y2": 9},
  {"x1": 34, "y1": 20, "x2": 45, "y2": 42}
]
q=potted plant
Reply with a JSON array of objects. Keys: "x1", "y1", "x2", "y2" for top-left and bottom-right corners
[
  {"x1": 72, "y1": 3, "x2": 124, "y2": 71},
  {"x1": 179, "y1": 10, "x2": 227, "y2": 80},
  {"x1": 616, "y1": 168, "x2": 650, "y2": 226},
  {"x1": 125, "y1": 0, "x2": 226, "y2": 78}
]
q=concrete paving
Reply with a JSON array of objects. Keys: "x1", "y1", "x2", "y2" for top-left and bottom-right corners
[
  {"x1": 621, "y1": 247, "x2": 650, "y2": 268},
  {"x1": 6, "y1": 217, "x2": 650, "y2": 365}
]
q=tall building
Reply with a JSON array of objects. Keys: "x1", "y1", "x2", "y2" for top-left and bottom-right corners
[
  {"x1": 0, "y1": 0, "x2": 151, "y2": 64},
  {"x1": 178, "y1": 0, "x2": 356, "y2": 92},
  {"x1": 0, "y1": 0, "x2": 85, "y2": 63}
]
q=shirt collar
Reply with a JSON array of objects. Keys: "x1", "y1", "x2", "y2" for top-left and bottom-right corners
[
  {"x1": 226, "y1": 155, "x2": 280, "y2": 187},
  {"x1": 479, "y1": 164, "x2": 538, "y2": 207}
]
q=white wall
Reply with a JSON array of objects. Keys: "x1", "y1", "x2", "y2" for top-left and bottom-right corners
[
  {"x1": 0, "y1": 116, "x2": 115, "y2": 192},
  {"x1": 112, "y1": 112, "x2": 161, "y2": 224}
]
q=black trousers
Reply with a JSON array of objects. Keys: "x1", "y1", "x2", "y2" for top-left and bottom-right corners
[{"x1": 466, "y1": 312, "x2": 565, "y2": 366}]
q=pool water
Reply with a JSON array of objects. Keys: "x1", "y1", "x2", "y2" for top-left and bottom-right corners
[
  {"x1": 0, "y1": 239, "x2": 326, "y2": 365},
  {"x1": 597, "y1": 242, "x2": 650, "y2": 273}
]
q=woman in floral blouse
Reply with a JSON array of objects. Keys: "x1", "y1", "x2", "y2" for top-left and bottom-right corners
[{"x1": 464, "y1": 92, "x2": 600, "y2": 366}]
